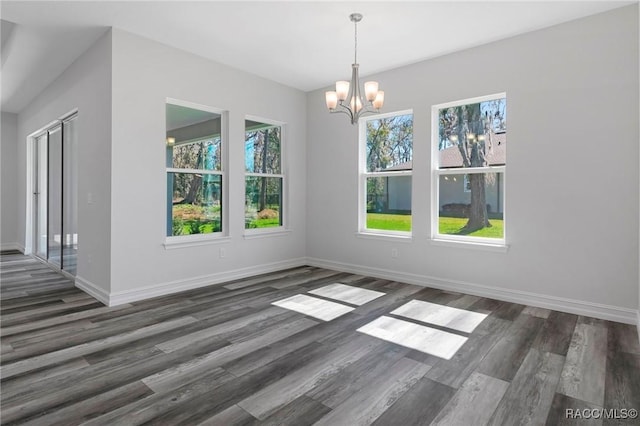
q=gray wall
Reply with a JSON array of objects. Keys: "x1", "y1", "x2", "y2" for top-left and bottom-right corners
[
  {"x1": 1, "y1": 112, "x2": 19, "y2": 250},
  {"x1": 109, "y1": 29, "x2": 307, "y2": 297},
  {"x1": 14, "y1": 30, "x2": 112, "y2": 294},
  {"x1": 306, "y1": 6, "x2": 639, "y2": 319}
]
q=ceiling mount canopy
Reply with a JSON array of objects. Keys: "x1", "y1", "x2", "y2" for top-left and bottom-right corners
[{"x1": 325, "y1": 12, "x2": 384, "y2": 125}]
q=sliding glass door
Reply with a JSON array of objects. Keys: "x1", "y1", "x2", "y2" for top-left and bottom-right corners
[
  {"x1": 47, "y1": 125, "x2": 62, "y2": 268},
  {"x1": 32, "y1": 114, "x2": 78, "y2": 275},
  {"x1": 62, "y1": 115, "x2": 78, "y2": 274},
  {"x1": 35, "y1": 134, "x2": 48, "y2": 259}
]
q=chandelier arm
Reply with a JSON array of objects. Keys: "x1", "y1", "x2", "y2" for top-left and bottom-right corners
[{"x1": 330, "y1": 104, "x2": 356, "y2": 121}]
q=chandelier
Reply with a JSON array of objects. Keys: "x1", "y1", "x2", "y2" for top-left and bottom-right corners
[{"x1": 325, "y1": 13, "x2": 384, "y2": 125}]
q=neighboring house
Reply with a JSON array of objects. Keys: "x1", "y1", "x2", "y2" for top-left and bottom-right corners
[
  {"x1": 439, "y1": 132, "x2": 506, "y2": 217},
  {"x1": 372, "y1": 133, "x2": 505, "y2": 216}
]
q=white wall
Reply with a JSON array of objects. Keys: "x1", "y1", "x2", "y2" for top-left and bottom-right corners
[
  {"x1": 13, "y1": 30, "x2": 112, "y2": 295},
  {"x1": 1, "y1": 112, "x2": 19, "y2": 250},
  {"x1": 307, "y1": 6, "x2": 639, "y2": 322},
  {"x1": 109, "y1": 29, "x2": 306, "y2": 300}
]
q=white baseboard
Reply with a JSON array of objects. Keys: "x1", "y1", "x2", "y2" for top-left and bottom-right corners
[
  {"x1": 0, "y1": 242, "x2": 24, "y2": 252},
  {"x1": 105, "y1": 257, "x2": 308, "y2": 306},
  {"x1": 75, "y1": 275, "x2": 110, "y2": 306},
  {"x1": 306, "y1": 257, "x2": 638, "y2": 325}
]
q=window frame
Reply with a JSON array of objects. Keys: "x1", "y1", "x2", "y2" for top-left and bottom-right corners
[
  {"x1": 164, "y1": 98, "x2": 228, "y2": 247},
  {"x1": 431, "y1": 93, "x2": 507, "y2": 247},
  {"x1": 358, "y1": 109, "x2": 414, "y2": 238},
  {"x1": 243, "y1": 115, "x2": 287, "y2": 236}
]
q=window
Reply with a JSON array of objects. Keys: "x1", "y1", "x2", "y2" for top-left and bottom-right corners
[
  {"x1": 245, "y1": 118, "x2": 284, "y2": 231},
  {"x1": 360, "y1": 111, "x2": 413, "y2": 235},
  {"x1": 166, "y1": 100, "x2": 226, "y2": 238},
  {"x1": 432, "y1": 94, "x2": 506, "y2": 244}
]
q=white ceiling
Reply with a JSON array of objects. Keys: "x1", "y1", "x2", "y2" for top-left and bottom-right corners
[{"x1": 1, "y1": 1, "x2": 633, "y2": 113}]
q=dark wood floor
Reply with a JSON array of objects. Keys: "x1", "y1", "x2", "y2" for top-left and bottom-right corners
[{"x1": 1, "y1": 252, "x2": 639, "y2": 425}]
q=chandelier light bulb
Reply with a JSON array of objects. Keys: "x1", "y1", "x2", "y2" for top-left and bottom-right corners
[
  {"x1": 325, "y1": 91, "x2": 338, "y2": 110},
  {"x1": 336, "y1": 81, "x2": 350, "y2": 101}
]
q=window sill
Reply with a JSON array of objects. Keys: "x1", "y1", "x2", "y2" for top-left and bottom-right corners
[
  {"x1": 243, "y1": 228, "x2": 292, "y2": 240},
  {"x1": 356, "y1": 231, "x2": 413, "y2": 243},
  {"x1": 429, "y1": 238, "x2": 509, "y2": 253},
  {"x1": 163, "y1": 234, "x2": 231, "y2": 250}
]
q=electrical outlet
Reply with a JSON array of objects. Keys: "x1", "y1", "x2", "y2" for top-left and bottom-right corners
[
  {"x1": 219, "y1": 248, "x2": 226, "y2": 259},
  {"x1": 391, "y1": 248, "x2": 398, "y2": 258},
  {"x1": 87, "y1": 192, "x2": 93, "y2": 204}
]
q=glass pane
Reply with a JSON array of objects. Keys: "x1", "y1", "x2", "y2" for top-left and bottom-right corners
[
  {"x1": 62, "y1": 116, "x2": 78, "y2": 275},
  {"x1": 35, "y1": 134, "x2": 48, "y2": 259},
  {"x1": 438, "y1": 172, "x2": 504, "y2": 238},
  {"x1": 245, "y1": 122, "x2": 281, "y2": 174},
  {"x1": 245, "y1": 176, "x2": 282, "y2": 229},
  {"x1": 166, "y1": 103, "x2": 222, "y2": 170},
  {"x1": 366, "y1": 176, "x2": 412, "y2": 232},
  {"x1": 169, "y1": 172, "x2": 222, "y2": 236},
  {"x1": 47, "y1": 126, "x2": 62, "y2": 267},
  {"x1": 438, "y1": 98, "x2": 506, "y2": 168},
  {"x1": 170, "y1": 137, "x2": 221, "y2": 171},
  {"x1": 365, "y1": 114, "x2": 413, "y2": 172}
]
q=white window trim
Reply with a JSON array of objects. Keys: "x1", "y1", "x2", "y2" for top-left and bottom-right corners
[
  {"x1": 358, "y1": 109, "x2": 414, "y2": 237},
  {"x1": 243, "y1": 115, "x2": 288, "y2": 237},
  {"x1": 164, "y1": 99, "x2": 228, "y2": 245},
  {"x1": 431, "y1": 93, "x2": 507, "y2": 248}
]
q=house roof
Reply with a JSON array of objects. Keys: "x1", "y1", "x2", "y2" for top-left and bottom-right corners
[
  {"x1": 384, "y1": 161, "x2": 413, "y2": 171},
  {"x1": 382, "y1": 133, "x2": 506, "y2": 171},
  {"x1": 439, "y1": 133, "x2": 506, "y2": 168}
]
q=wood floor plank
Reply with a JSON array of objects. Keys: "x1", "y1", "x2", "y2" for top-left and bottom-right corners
[
  {"x1": 606, "y1": 321, "x2": 640, "y2": 355},
  {"x1": 236, "y1": 334, "x2": 384, "y2": 420},
  {"x1": 19, "y1": 381, "x2": 154, "y2": 426},
  {"x1": 82, "y1": 368, "x2": 235, "y2": 426},
  {"x1": 425, "y1": 318, "x2": 511, "y2": 388},
  {"x1": 155, "y1": 306, "x2": 291, "y2": 353},
  {"x1": 0, "y1": 316, "x2": 198, "y2": 379},
  {"x1": 1, "y1": 304, "x2": 131, "y2": 337},
  {"x1": 143, "y1": 317, "x2": 317, "y2": 393},
  {"x1": 1, "y1": 358, "x2": 91, "y2": 397},
  {"x1": 533, "y1": 311, "x2": 578, "y2": 356},
  {"x1": 261, "y1": 395, "x2": 331, "y2": 426},
  {"x1": 604, "y1": 350, "x2": 640, "y2": 423},
  {"x1": 312, "y1": 357, "x2": 430, "y2": 426},
  {"x1": 557, "y1": 323, "x2": 608, "y2": 406},
  {"x1": 371, "y1": 377, "x2": 456, "y2": 426},
  {"x1": 522, "y1": 306, "x2": 552, "y2": 318},
  {"x1": 476, "y1": 314, "x2": 544, "y2": 381},
  {"x1": 223, "y1": 266, "x2": 314, "y2": 290},
  {"x1": 488, "y1": 348, "x2": 565, "y2": 426},
  {"x1": 430, "y1": 372, "x2": 509, "y2": 426},
  {"x1": 224, "y1": 310, "x2": 380, "y2": 377},
  {"x1": 195, "y1": 404, "x2": 258, "y2": 426},
  {"x1": 306, "y1": 342, "x2": 409, "y2": 408},
  {"x1": 446, "y1": 294, "x2": 482, "y2": 309},
  {"x1": 545, "y1": 393, "x2": 604, "y2": 426},
  {"x1": 128, "y1": 341, "x2": 336, "y2": 424}
]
